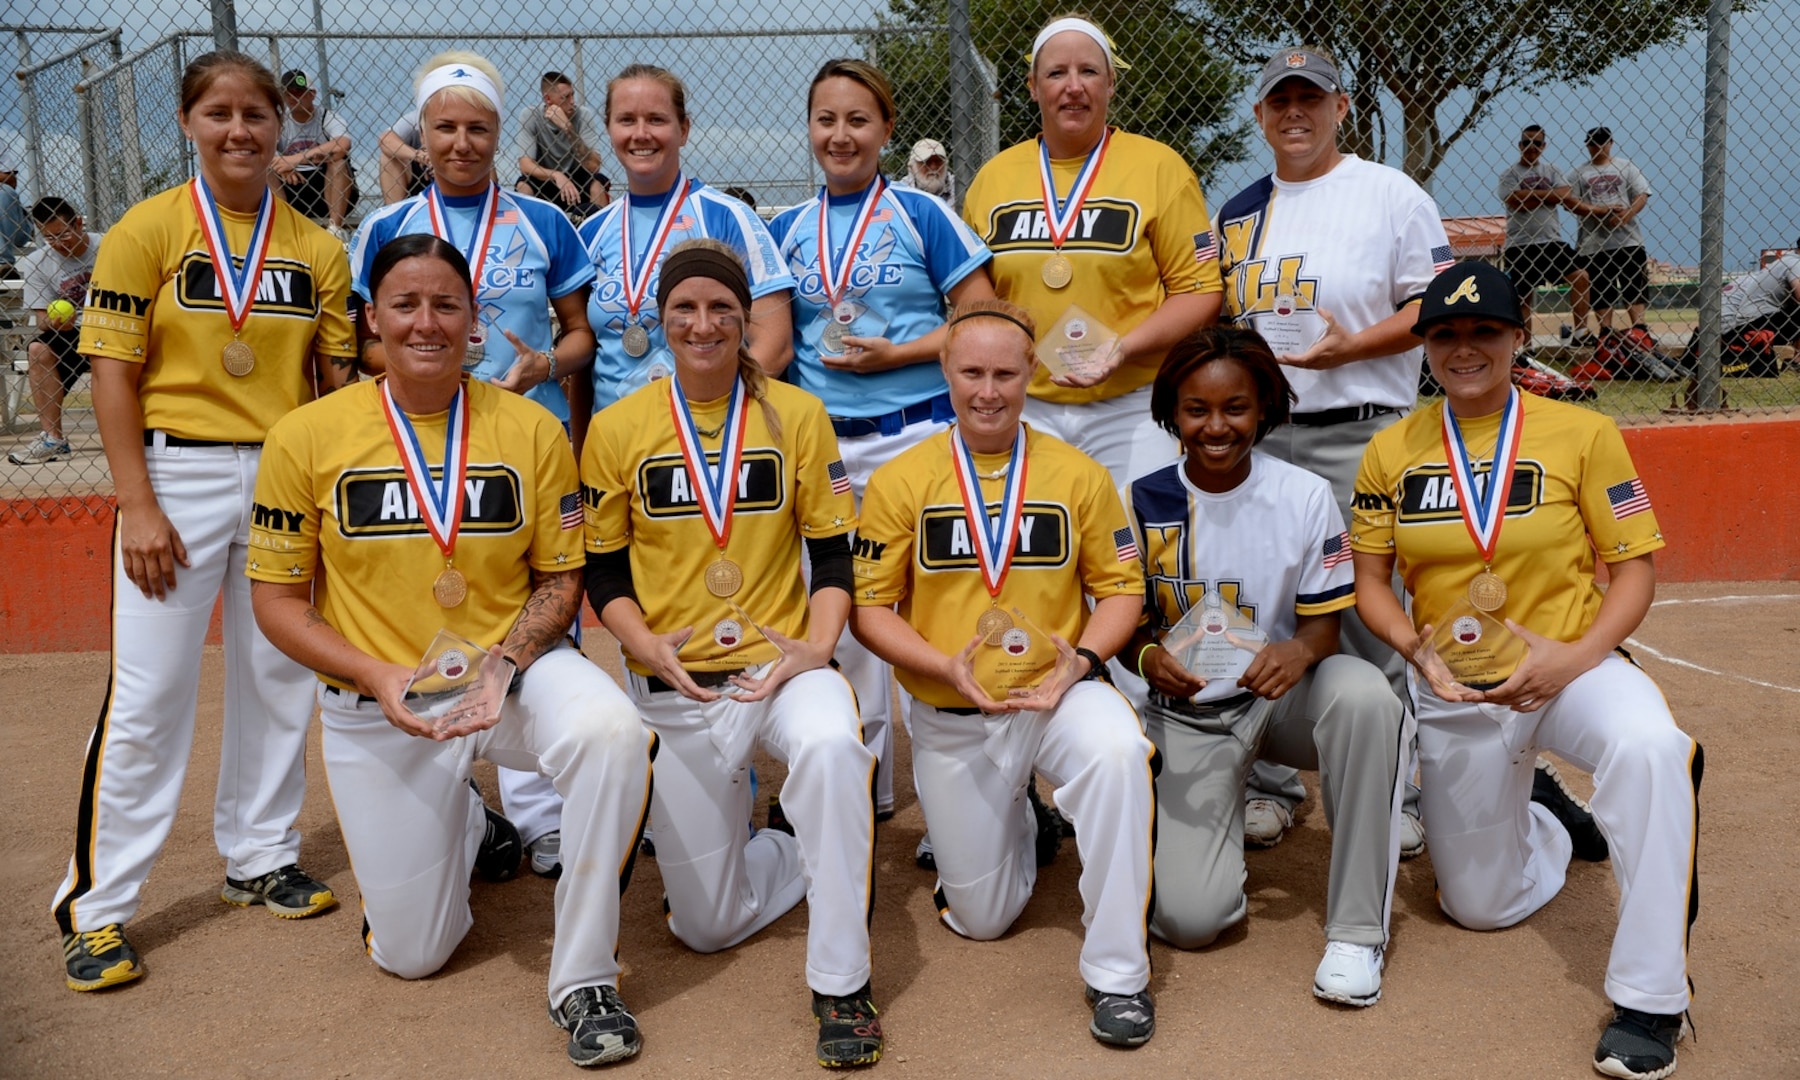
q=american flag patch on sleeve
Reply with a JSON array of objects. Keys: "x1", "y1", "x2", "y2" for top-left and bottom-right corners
[
  {"x1": 1113, "y1": 526, "x2": 1140, "y2": 563},
  {"x1": 1322, "y1": 530, "x2": 1352, "y2": 569},
  {"x1": 1606, "y1": 477, "x2": 1651, "y2": 519},
  {"x1": 1192, "y1": 230, "x2": 1219, "y2": 262},
  {"x1": 828, "y1": 459, "x2": 852, "y2": 495},
  {"x1": 560, "y1": 491, "x2": 583, "y2": 530},
  {"x1": 1431, "y1": 244, "x2": 1455, "y2": 272}
]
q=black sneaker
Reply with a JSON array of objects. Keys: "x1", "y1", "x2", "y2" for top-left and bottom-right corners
[
  {"x1": 1085, "y1": 984, "x2": 1155, "y2": 1047},
  {"x1": 63, "y1": 923, "x2": 144, "y2": 991},
  {"x1": 222, "y1": 864, "x2": 338, "y2": 917},
  {"x1": 1027, "y1": 779, "x2": 1062, "y2": 868},
  {"x1": 812, "y1": 983, "x2": 883, "y2": 1067},
  {"x1": 471, "y1": 780, "x2": 523, "y2": 882},
  {"x1": 1532, "y1": 757, "x2": 1609, "y2": 862},
  {"x1": 1594, "y1": 1005, "x2": 1688, "y2": 1079},
  {"x1": 549, "y1": 984, "x2": 641, "y2": 1067}
]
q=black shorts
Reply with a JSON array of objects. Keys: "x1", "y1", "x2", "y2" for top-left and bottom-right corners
[
  {"x1": 281, "y1": 166, "x2": 358, "y2": 222},
  {"x1": 1504, "y1": 242, "x2": 1579, "y2": 293},
  {"x1": 35, "y1": 327, "x2": 88, "y2": 392},
  {"x1": 405, "y1": 161, "x2": 431, "y2": 199},
  {"x1": 522, "y1": 165, "x2": 610, "y2": 207},
  {"x1": 1581, "y1": 246, "x2": 1649, "y2": 309}
]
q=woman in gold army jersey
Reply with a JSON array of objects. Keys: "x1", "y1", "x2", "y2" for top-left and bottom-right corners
[{"x1": 53, "y1": 51, "x2": 356, "y2": 993}]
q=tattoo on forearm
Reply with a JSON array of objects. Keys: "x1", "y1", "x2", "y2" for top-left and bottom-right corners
[
  {"x1": 501, "y1": 569, "x2": 582, "y2": 668},
  {"x1": 304, "y1": 607, "x2": 330, "y2": 629}
]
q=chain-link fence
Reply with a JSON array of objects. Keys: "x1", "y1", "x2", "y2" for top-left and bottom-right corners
[{"x1": 4, "y1": 0, "x2": 1795, "y2": 518}]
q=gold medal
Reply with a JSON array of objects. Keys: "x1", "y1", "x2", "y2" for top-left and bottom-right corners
[
  {"x1": 433, "y1": 566, "x2": 468, "y2": 608},
  {"x1": 705, "y1": 557, "x2": 743, "y2": 598},
  {"x1": 221, "y1": 339, "x2": 256, "y2": 377},
  {"x1": 1467, "y1": 569, "x2": 1508, "y2": 612},
  {"x1": 1041, "y1": 253, "x2": 1073, "y2": 290},
  {"x1": 975, "y1": 607, "x2": 1014, "y2": 646}
]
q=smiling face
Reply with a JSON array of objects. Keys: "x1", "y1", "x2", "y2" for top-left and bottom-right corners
[
  {"x1": 1028, "y1": 31, "x2": 1114, "y2": 156},
  {"x1": 944, "y1": 320, "x2": 1034, "y2": 453},
  {"x1": 809, "y1": 75, "x2": 893, "y2": 196},
  {"x1": 662, "y1": 275, "x2": 745, "y2": 388},
  {"x1": 1174, "y1": 359, "x2": 1263, "y2": 493},
  {"x1": 607, "y1": 76, "x2": 690, "y2": 195},
  {"x1": 421, "y1": 92, "x2": 499, "y2": 195},
  {"x1": 180, "y1": 72, "x2": 282, "y2": 198},
  {"x1": 1422, "y1": 316, "x2": 1527, "y2": 417},
  {"x1": 1254, "y1": 76, "x2": 1348, "y2": 182},
  {"x1": 368, "y1": 254, "x2": 474, "y2": 393}
]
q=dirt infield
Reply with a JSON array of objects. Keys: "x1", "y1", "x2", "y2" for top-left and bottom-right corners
[{"x1": 3, "y1": 581, "x2": 1796, "y2": 1078}]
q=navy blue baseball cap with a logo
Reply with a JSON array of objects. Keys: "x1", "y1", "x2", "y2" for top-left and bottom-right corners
[{"x1": 1412, "y1": 261, "x2": 1525, "y2": 334}]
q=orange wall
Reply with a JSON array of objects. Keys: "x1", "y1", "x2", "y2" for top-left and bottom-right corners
[{"x1": 4, "y1": 417, "x2": 1796, "y2": 653}]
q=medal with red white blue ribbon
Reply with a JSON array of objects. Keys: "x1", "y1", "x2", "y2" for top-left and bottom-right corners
[
  {"x1": 950, "y1": 424, "x2": 1030, "y2": 643},
  {"x1": 381, "y1": 376, "x2": 472, "y2": 607},
  {"x1": 668, "y1": 373, "x2": 749, "y2": 597},
  {"x1": 424, "y1": 182, "x2": 500, "y2": 362},
  {"x1": 620, "y1": 173, "x2": 691, "y2": 357},
  {"x1": 1441, "y1": 387, "x2": 1523, "y2": 612},
  {"x1": 817, "y1": 177, "x2": 884, "y2": 327},
  {"x1": 189, "y1": 176, "x2": 274, "y2": 375},
  {"x1": 1034, "y1": 127, "x2": 1111, "y2": 289}
]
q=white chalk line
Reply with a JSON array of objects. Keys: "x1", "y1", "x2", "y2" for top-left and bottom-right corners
[{"x1": 1629, "y1": 593, "x2": 1800, "y2": 693}]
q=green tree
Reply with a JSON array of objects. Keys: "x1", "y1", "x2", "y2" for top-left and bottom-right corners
[
  {"x1": 871, "y1": 0, "x2": 1251, "y2": 186},
  {"x1": 1191, "y1": 0, "x2": 1730, "y2": 184}
]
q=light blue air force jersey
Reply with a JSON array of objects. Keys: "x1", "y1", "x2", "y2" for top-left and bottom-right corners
[
  {"x1": 577, "y1": 178, "x2": 794, "y2": 409},
  {"x1": 769, "y1": 183, "x2": 989, "y2": 418},
  {"x1": 350, "y1": 188, "x2": 595, "y2": 421}
]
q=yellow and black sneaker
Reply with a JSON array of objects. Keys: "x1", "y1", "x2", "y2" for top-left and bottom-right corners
[
  {"x1": 64, "y1": 923, "x2": 144, "y2": 991},
  {"x1": 813, "y1": 983, "x2": 882, "y2": 1068},
  {"x1": 222, "y1": 864, "x2": 338, "y2": 918}
]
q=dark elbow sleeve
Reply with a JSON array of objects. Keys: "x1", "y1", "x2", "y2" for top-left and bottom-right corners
[
  {"x1": 583, "y1": 548, "x2": 637, "y2": 617},
  {"x1": 806, "y1": 534, "x2": 854, "y2": 596}
]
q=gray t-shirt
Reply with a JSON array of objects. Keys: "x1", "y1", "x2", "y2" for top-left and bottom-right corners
[
  {"x1": 1720, "y1": 254, "x2": 1800, "y2": 331},
  {"x1": 388, "y1": 108, "x2": 421, "y2": 150},
  {"x1": 1569, "y1": 156, "x2": 1652, "y2": 255},
  {"x1": 1496, "y1": 161, "x2": 1569, "y2": 248},
  {"x1": 18, "y1": 231, "x2": 103, "y2": 323},
  {"x1": 278, "y1": 107, "x2": 349, "y2": 175},
  {"x1": 513, "y1": 102, "x2": 602, "y2": 176}
]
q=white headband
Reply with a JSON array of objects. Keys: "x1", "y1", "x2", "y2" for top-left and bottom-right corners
[
  {"x1": 415, "y1": 63, "x2": 503, "y2": 117},
  {"x1": 1028, "y1": 18, "x2": 1129, "y2": 72}
]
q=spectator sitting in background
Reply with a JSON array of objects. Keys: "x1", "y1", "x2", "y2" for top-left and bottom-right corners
[
  {"x1": 1691, "y1": 250, "x2": 1800, "y2": 378},
  {"x1": 8, "y1": 197, "x2": 102, "y2": 465},
  {"x1": 893, "y1": 137, "x2": 955, "y2": 205},
  {"x1": 377, "y1": 107, "x2": 431, "y2": 204},
  {"x1": 720, "y1": 185, "x2": 757, "y2": 211},
  {"x1": 270, "y1": 69, "x2": 356, "y2": 238},
  {"x1": 1568, "y1": 126, "x2": 1651, "y2": 338},
  {"x1": 0, "y1": 152, "x2": 32, "y2": 278},
  {"x1": 515, "y1": 71, "x2": 610, "y2": 216},
  {"x1": 1498, "y1": 124, "x2": 1593, "y2": 345}
]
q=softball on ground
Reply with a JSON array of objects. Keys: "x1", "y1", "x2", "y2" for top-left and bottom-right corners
[{"x1": 46, "y1": 299, "x2": 78, "y2": 328}]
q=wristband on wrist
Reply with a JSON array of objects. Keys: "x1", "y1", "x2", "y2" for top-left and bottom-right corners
[
  {"x1": 1074, "y1": 646, "x2": 1103, "y2": 682},
  {"x1": 543, "y1": 351, "x2": 557, "y2": 381},
  {"x1": 503, "y1": 655, "x2": 524, "y2": 697},
  {"x1": 1136, "y1": 641, "x2": 1161, "y2": 678}
]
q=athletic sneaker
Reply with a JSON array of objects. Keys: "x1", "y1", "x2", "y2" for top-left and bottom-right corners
[
  {"x1": 549, "y1": 984, "x2": 641, "y2": 1067},
  {"x1": 812, "y1": 983, "x2": 883, "y2": 1067},
  {"x1": 914, "y1": 834, "x2": 935, "y2": 872},
  {"x1": 528, "y1": 830, "x2": 562, "y2": 878},
  {"x1": 8, "y1": 433, "x2": 72, "y2": 465},
  {"x1": 221, "y1": 864, "x2": 338, "y2": 918},
  {"x1": 1027, "y1": 780, "x2": 1062, "y2": 867},
  {"x1": 1244, "y1": 797, "x2": 1293, "y2": 848},
  {"x1": 471, "y1": 780, "x2": 523, "y2": 882},
  {"x1": 1532, "y1": 757, "x2": 1610, "y2": 862},
  {"x1": 1399, "y1": 810, "x2": 1427, "y2": 860},
  {"x1": 1313, "y1": 941, "x2": 1384, "y2": 1006},
  {"x1": 63, "y1": 922, "x2": 144, "y2": 991},
  {"x1": 1085, "y1": 985, "x2": 1155, "y2": 1047},
  {"x1": 1593, "y1": 1006, "x2": 1689, "y2": 1079}
]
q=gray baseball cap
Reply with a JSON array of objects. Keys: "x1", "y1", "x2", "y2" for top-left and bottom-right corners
[{"x1": 1257, "y1": 49, "x2": 1342, "y2": 98}]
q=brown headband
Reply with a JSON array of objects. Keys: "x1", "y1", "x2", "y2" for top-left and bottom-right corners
[
  {"x1": 656, "y1": 247, "x2": 752, "y2": 312},
  {"x1": 947, "y1": 307, "x2": 1035, "y2": 339}
]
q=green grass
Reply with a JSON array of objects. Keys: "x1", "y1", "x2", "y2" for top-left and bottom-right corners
[{"x1": 1417, "y1": 363, "x2": 1800, "y2": 423}]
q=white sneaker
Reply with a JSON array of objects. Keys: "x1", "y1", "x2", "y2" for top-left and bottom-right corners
[
  {"x1": 1244, "y1": 798, "x2": 1293, "y2": 848},
  {"x1": 1399, "y1": 810, "x2": 1427, "y2": 860},
  {"x1": 1313, "y1": 940, "x2": 1383, "y2": 1006},
  {"x1": 326, "y1": 223, "x2": 351, "y2": 244},
  {"x1": 528, "y1": 830, "x2": 562, "y2": 878},
  {"x1": 914, "y1": 834, "x2": 935, "y2": 872},
  {"x1": 8, "y1": 433, "x2": 72, "y2": 465}
]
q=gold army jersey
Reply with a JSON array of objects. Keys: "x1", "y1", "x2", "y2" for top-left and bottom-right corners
[
  {"x1": 581, "y1": 378, "x2": 857, "y2": 674},
  {"x1": 248, "y1": 378, "x2": 583, "y2": 684},
  {"x1": 961, "y1": 130, "x2": 1223, "y2": 405},
  {"x1": 854, "y1": 425, "x2": 1144, "y2": 709},
  {"x1": 78, "y1": 184, "x2": 357, "y2": 443},
  {"x1": 1351, "y1": 394, "x2": 1665, "y2": 656}
]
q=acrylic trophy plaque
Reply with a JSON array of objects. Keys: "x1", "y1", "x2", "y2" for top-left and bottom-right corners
[
  {"x1": 402, "y1": 628, "x2": 515, "y2": 735},
  {"x1": 972, "y1": 606, "x2": 1063, "y2": 703},
  {"x1": 1415, "y1": 599, "x2": 1528, "y2": 688},
  {"x1": 1034, "y1": 304, "x2": 1120, "y2": 381},
  {"x1": 1162, "y1": 590, "x2": 1269, "y2": 687}
]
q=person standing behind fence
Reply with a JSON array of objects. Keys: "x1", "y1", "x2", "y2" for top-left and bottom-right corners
[
  {"x1": 1498, "y1": 124, "x2": 1593, "y2": 344},
  {"x1": 892, "y1": 137, "x2": 956, "y2": 206},
  {"x1": 377, "y1": 107, "x2": 431, "y2": 204},
  {"x1": 515, "y1": 71, "x2": 612, "y2": 218},
  {"x1": 348, "y1": 51, "x2": 599, "y2": 874},
  {"x1": 579, "y1": 64, "x2": 793, "y2": 419},
  {"x1": 269, "y1": 70, "x2": 355, "y2": 241},
  {"x1": 961, "y1": 13, "x2": 1223, "y2": 489},
  {"x1": 8, "y1": 197, "x2": 102, "y2": 465},
  {"x1": 51, "y1": 50, "x2": 357, "y2": 993},
  {"x1": 0, "y1": 152, "x2": 32, "y2": 278},
  {"x1": 768, "y1": 57, "x2": 995, "y2": 826},
  {"x1": 1567, "y1": 127, "x2": 1653, "y2": 339},
  {"x1": 1214, "y1": 47, "x2": 1444, "y2": 855}
]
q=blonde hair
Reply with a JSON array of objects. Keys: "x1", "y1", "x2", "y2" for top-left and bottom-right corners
[
  {"x1": 666, "y1": 237, "x2": 781, "y2": 443},
  {"x1": 415, "y1": 50, "x2": 504, "y2": 120}
]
